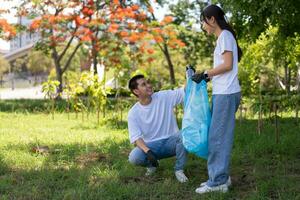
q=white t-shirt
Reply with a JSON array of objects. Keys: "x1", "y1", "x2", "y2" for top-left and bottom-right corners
[
  {"x1": 128, "y1": 88, "x2": 184, "y2": 144},
  {"x1": 212, "y1": 30, "x2": 241, "y2": 94}
]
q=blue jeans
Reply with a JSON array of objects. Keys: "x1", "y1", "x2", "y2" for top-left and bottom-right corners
[
  {"x1": 206, "y1": 92, "x2": 241, "y2": 187},
  {"x1": 128, "y1": 135, "x2": 187, "y2": 171}
]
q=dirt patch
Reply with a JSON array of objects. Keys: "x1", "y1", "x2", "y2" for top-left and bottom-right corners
[
  {"x1": 75, "y1": 152, "x2": 109, "y2": 167},
  {"x1": 121, "y1": 176, "x2": 165, "y2": 184}
]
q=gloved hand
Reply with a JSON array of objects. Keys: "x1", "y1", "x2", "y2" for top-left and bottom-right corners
[
  {"x1": 186, "y1": 64, "x2": 195, "y2": 72},
  {"x1": 185, "y1": 64, "x2": 195, "y2": 78},
  {"x1": 146, "y1": 150, "x2": 159, "y2": 167},
  {"x1": 191, "y1": 71, "x2": 210, "y2": 83}
]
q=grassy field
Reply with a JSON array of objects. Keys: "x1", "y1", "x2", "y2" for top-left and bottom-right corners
[{"x1": 0, "y1": 101, "x2": 299, "y2": 199}]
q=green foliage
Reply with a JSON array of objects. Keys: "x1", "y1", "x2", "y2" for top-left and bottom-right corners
[
  {"x1": 216, "y1": 0, "x2": 300, "y2": 39},
  {"x1": 42, "y1": 80, "x2": 60, "y2": 119},
  {"x1": 65, "y1": 71, "x2": 110, "y2": 114},
  {"x1": 239, "y1": 26, "x2": 300, "y2": 97},
  {"x1": 169, "y1": 0, "x2": 215, "y2": 67},
  {"x1": 42, "y1": 80, "x2": 60, "y2": 99},
  {"x1": 27, "y1": 50, "x2": 54, "y2": 75}
]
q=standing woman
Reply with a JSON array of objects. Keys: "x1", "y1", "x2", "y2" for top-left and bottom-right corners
[{"x1": 191, "y1": 4, "x2": 242, "y2": 194}]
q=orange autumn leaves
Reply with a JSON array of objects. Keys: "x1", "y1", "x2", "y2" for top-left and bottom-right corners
[
  {"x1": 0, "y1": 19, "x2": 16, "y2": 39},
  {"x1": 27, "y1": 1, "x2": 185, "y2": 57}
]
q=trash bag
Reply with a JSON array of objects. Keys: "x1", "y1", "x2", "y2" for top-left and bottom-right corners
[{"x1": 181, "y1": 78, "x2": 211, "y2": 159}]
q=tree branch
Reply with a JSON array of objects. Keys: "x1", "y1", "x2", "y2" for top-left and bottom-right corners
[
  {"x1": 62, "y1": 43, "x2": 81, "y2": 73},
  {"x1": 58, "y1": 28, "x2": 78, "y2": 63}
]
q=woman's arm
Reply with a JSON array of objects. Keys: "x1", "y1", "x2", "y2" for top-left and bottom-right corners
[{"x1": 207, "y1": 51, "x2": 233, "y2": 77}]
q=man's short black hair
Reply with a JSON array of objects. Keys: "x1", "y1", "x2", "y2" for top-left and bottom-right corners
[{"x1": 128, "y1": 74, "x2": 145, "y2": 95}]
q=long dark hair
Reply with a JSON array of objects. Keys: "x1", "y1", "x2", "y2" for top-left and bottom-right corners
[{"x1": 201, "y1": 4, "x2": 242, "y2": 62}]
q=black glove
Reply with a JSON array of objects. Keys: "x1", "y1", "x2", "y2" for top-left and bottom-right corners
[
  {"x1": 185, "y1": 64, "x2": 195, "y2": 73},
  {"x1": 191, "y1": 71, "x2": 210, "y2": 83},
  {"x1": 146, "y1": 150, "x2": 159, "y2": 167},
  {"x1": 186, "y1": 64, "x2": 195, "y2": 79}
]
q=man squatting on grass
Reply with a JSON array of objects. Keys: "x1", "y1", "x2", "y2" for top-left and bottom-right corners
[{"x1": 127, "y1": 74, "x2": 188, "y2": 183}]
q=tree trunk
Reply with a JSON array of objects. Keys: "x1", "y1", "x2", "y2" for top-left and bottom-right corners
[
  {"x1": 55, "y1": 65, "x2": 63, "y2": 95},
  {"x1": 257, "y1": 79, "x2": 263, "y2": 134},
  {"x1": 284, "y1": 64, "x2": 291, "y2": 94},
  {"x1": 97, "y1": 107, "x2": 100, "y2": 125},
  {"x1": 296, "y1": 67, "x2": 300, "y2": 124},
  {"x1": 148, "y1": 8, "x2": 176, "y2": 86},
  {"x1": 51, "y1": 98, "x2": 55, "y2": 120},
  {"x1": 52, "y1": 48, "x2": 63, "y2": 96},
  {"x1": 257, "y1": 102, "x2": 262, "y2": 135},
  {"x1": 274, "y1": 103, "x2": 279, "y2": 143},
  {"x1": 11, "y1": 76, "x2": 14, "y2": 90},
  {"x1": 67, "y1": 98, "x2": 70, "y2": 120},
  {"x1": 239, "y1": 100, "x2": 243, "y2": 125},
  {"x1": 92, "y1": 43, "x2": 98, "y2": 74},
  {"x1": 163, "y1": 43, "x2": 176, "y2": 85},
  {"x1": 296, "y1": 103, "x2": 299, "y2": 125}
]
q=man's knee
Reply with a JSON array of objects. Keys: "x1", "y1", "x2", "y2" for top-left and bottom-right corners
[{"x1": 128, "y1": 148, "x2": 146, "y2": 166}]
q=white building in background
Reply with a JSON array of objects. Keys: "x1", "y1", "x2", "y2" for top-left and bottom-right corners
[
  {"x1": 9, "y1": 17, "x2": 39, "y2": 50},
  {"x1": 0, "y1": 16, "x2": 40, "y2": 56},
  {"x1": 0, "y1": 0, "x2": 39, "y2": 56}
]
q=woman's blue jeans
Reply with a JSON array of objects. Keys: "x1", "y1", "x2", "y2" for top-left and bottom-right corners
[{"x1": 206, "y1": 92, "x2": 241, "y2": 187}]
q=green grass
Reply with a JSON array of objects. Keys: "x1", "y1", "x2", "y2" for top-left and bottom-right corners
[{"x1": 0, "y1": 107, "x2": 299, "y2": 199}]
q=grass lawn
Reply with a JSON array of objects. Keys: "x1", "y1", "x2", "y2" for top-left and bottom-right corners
[{"x1": 0, "y1": 108, "x2": 299, "y2": 199}]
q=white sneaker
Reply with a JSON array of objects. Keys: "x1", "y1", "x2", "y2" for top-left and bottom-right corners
[
  {"x1": 200, "y1": 176, "x2": 232, "y2": 187},
  {"x1": 175, "y1": 170, "x2": 188, "y2": 183},
  {"x1": 195, "y1": 183, "x2": 228, "y2": 194},
  {"x1": 145, "y1": 167, "x2": 157, "y2": 176}
]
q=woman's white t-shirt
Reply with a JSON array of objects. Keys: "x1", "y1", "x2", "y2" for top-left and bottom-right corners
[{"x1": 212, "y1": 30, "x2": 241, "y2": 95}]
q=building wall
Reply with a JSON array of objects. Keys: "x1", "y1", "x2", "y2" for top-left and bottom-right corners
[{"x1": 0, "y1": 16, "x2": 40, "y2": 52}]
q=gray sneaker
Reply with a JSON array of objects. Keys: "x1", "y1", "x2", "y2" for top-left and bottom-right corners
[
  {"x1": 195, "y1": 183, "x2": 228, "y2": 194},
  {"x1": 175, "y1": 170, "x2": 188, "y2": 183},
  {"x1": 200, "y1": 176, "x2": 232, "y2": 187}
]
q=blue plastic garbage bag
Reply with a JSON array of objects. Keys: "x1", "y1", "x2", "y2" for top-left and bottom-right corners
[{"x1": 181, "y1": 78, "x2": 211, "y2": 159}]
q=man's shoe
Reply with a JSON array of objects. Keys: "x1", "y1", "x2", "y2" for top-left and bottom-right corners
[
  {"x1": 195, "y1": 183, "x2": 228, "y2": 194},
  {"x1": 175, "y1": 170, "x2": 188, "y2": 183},
  {"x1": 200, "y1": 176, "x2": 232, "y2": 187},
  {"x1": 145, "y1": 167, "x2": 157, "y2": 176}
]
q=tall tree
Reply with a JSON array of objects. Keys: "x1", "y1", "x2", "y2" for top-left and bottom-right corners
[{"x1": 20, "y1": 0, "x2": 182, "y2": 94}]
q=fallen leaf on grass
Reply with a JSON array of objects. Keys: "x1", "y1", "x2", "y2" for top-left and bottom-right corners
[{"x1": 31, "y1": 146, "x2": 50, "y2": 154}]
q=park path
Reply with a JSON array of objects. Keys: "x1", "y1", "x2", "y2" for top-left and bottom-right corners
[{"x1": 0, "y1": 86, "x2": 44, "y2": 99}]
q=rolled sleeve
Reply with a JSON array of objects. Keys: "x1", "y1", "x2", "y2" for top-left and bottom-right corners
[{"x1": 220, "y1": 31, "x2": 234, "y2": 54}]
